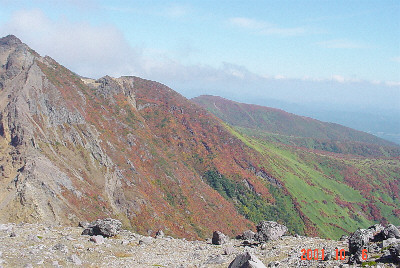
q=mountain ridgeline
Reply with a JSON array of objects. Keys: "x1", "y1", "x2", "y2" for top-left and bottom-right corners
[
  {"x1": 192, "y1": 95, "x2": 400, "y2": 157},
  {"x1": 0, "y1": 35, "x2": 399, "y2": 240}
]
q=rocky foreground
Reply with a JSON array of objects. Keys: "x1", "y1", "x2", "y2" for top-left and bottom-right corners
[{"x1": 0, "y1": 219, "x2": 399, "y2": 268}]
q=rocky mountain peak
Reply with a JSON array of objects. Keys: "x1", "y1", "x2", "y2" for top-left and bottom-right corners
[
  {"x1": 0, "y1": 35, "x2": 23, "y2": 47},
  {"x1": 0, "y1": 34, "x2": 35, "y2": 82},
  {"x1": 0, "y1": 34, "x2": 254, "y2": 237}
]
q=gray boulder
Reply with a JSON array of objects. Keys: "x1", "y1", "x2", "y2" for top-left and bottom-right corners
[
  {"x1": 240, "y1": 230, "x2": 256, "y2": 241},
  {"x1": 212, "y1": 231, "x2": 228, "y2": 245},
  {"x1": 81, "y1": 228, "x2": 94, "y2": 236},
  {"x1": 382, "y1": 224, "x2": 400, "y2": 239},
  {"x1": 155, "y1": 230, "x2": 164, "y2": 238},
  {"x1": 389, "y1": 243, "x2": 400, "y2": 262},
  {"x1": 348, "y1": 229, "x2": 373, "y2": 264},
  {"x1": 81, "y1": 218, "x2": 122, "y2": 237},
  {"x1": 255, "y1": 221, "x2": 287, "y2": 242},
  {"x1": 368, "y1": 223, "x2": 385, "y2": 234},
  {"x1": 324, "y1": 252, "x2": 334, "y2": 261},
  {"x1": 367, "y1": 242, "x2": 381, "y2": 253},
  {"x1": 205, "y1": 254, "x2": 225, "y2": 264},
  {"x1": 349, "y1": 229, "x2": 373, "y2": 254},
  {"x1": 368, "y1": 224, "x2": 385, "y2": 241},
  {"x1": 382, "y1": 237, "x2": 400, "y2": 248},
  {"x1": 78, "y1": 221, "x2": 90, "y2": 229},
  {"x1": 228, "y1": 252, "x2": 267, "y2": 268}
]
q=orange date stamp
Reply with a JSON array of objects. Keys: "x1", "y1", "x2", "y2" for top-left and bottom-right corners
[{"x1": 300, "y1": 248, "x2": 368, "y2": 261}]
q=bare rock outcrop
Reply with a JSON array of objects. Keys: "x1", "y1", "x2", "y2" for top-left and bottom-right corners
[
  {"x1": 239, "y1": 230, "x2": 256, "y2": 241},
  {"x1": 348, "y1": 228, "x2": 373, "y2": 264},
  {"x1": 348, "y1": 223, "x2": 400, "y2": 265},
  {"x1": 390, "y1": 243, "x2": 400, "y2": 262},
  {"x1": 255, "y1": 221, "x2": 288, "y2": 242},
  {"x1": 81, "y1": 218, "x2": 122, "y2": 237},
  {"x1": 383, "y1": 224, "x2": 400, "y2": 239},
  {"x1": 212, "y1": 231, "x2": 228, "y2": 245},
  {"x1": 228, "y1": 252, "x2": 266, "y2": 268}
]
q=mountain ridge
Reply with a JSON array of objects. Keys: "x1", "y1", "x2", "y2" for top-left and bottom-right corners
[
  {"x1": 192, "y1": 95, "x2": 400, "y2": 157},
  {"x1": 1, "y1": 35, "x2": 291, "y2": 239},
  {"x1": 0, "y1": 35, "x2": 399, "y2": 241}
]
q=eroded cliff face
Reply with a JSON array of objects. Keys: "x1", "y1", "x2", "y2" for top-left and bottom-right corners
[
  {"x1": 0, "y1": 35, "x2": 282, "y2": 239},
  {"x1": 0, "y1": 35, "x2": 97, "y2": 224}
]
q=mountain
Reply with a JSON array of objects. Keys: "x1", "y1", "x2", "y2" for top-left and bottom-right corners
[
  {"x1": 0, "y1": 35, "x2": 294, "y2": 238},
  {"x1": 192, "y1": 95, "x2": 400, "y2": 238},
  {"x1": 0, "y1": 35, "x2": 269, "y2": 238},
  {"x1": 0, "y1": 35, "x2": 399, "y2": 240},
  {"x1": 192, "y1": 95, "x2": 400, "y2": 157}
]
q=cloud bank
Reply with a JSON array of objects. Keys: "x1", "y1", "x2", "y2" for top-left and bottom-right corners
[{"x1": 0, "y1": 9, "x2": 145, "y2": 78}]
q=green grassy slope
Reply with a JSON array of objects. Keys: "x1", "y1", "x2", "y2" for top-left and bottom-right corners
[
  {"x1": 192, "y1": 95, "x2": 400, "y2": 239},
  {"x1": 226, "y1": 124, "x2": 400, "y2": 238}
]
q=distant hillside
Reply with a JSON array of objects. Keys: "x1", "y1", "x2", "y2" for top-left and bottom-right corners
[
  {"x1": 192, "y1": 95, "x2": 400, "y2": 157},
  {"x1": 192, "y1": 94, "x2": 400, "y2": 238}
]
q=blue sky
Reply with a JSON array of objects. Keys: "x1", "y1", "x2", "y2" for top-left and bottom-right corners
[
  {"x1": 1, "y1": 0, "x2": 399, "y2": 81},
  {"x1": 0, "y1": 0, "x2": 399, "y2": 114}
]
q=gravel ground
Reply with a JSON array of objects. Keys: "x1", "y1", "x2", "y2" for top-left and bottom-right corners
[{"x1": 0, "y1": 223, "x2": 397, "y2": 267}]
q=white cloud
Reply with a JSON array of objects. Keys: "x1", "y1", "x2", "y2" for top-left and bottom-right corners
[
  {"x1": 331, "y1": 75, "x2": 346, "y2": 83},
  {"x1": 228, "y1": 17, "x2": 306, "y2": 36},
  {"x1": 317, "y1": 39, "x2": 367, "y2": 49},
  {"x1": 0, "y1": 9, "x2": 146, "y2": 78}
]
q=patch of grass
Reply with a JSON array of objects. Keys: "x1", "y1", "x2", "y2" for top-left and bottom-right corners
[
  {"x1": 361, "y1": 261, "x2": 377, "y2": 267},
  {"x1": 203, "y1": 170, "x2": 305, "y2": 235},
  {"x1": 223, "y1": 125, "x2": 382, "y2": 238}
]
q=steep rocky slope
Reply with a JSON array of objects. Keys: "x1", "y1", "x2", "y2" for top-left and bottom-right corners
[{"x1": 0, "y1": 35, "x2": 297, "y2": 239}]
